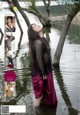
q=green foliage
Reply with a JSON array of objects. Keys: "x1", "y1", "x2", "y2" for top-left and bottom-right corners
[
  {"x1": 27, "y1": 0, "x2": 39, "y2": 13},
  {"x1": 27, "y1": 0, "x2": 36, "y2": 5},
  {"x1": 20, "y1": 53, "x2": 32, "y2": 68}
]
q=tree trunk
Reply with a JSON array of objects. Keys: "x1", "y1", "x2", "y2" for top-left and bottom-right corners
[
  {"x1": 53, "y1": 5, "x2": 80, "y2": 68},
  {"x1": 43, "y1": 0, "x2": 50, "y2": 17},
  {"x1": 12, "y1": 0, "x2": 30, "y2": 27},
  {"x1": 0, "y1": 28, "x2": 4, "y2": 45}
]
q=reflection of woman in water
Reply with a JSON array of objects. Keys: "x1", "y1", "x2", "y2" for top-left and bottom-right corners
[
  {"x1": 5, "y1": 16, "x2": 15, "y2": 32},
  {"x1": 28, "y1": 24, "x2": 57, "y2": 107},
  {"x1": 35, "y1": 105, "x2": 57, "y2": 115}
]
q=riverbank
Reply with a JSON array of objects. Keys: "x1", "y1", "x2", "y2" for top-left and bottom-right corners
[{"x1": 50, "y1": 12, "x2": 80, "y2": 25}]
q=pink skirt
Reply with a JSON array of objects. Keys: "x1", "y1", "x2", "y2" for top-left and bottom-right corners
[{"x1": 32, "y1": 73, "x2": 58, "y2": 106}]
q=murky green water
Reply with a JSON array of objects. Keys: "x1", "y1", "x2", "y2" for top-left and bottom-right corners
[{"x1": 0, "y1": 22, "x2": 80, "y2": 115}]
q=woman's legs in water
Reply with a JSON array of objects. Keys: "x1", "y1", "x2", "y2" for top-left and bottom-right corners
[
  {"x1": 34, "y1": 95, "x2": 43, "y2": 107},
  {"x1": 32, "y1": 76, "x2": 43, "y2": 107},
  {"x1": 32, "y1": 73, "x2": 57, "y2": 107}
]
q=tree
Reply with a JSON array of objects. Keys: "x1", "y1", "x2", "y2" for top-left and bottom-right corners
[
  {"x1": 53, "y1": 4, "x2": 80, "y2": 67},
  {"x1": 11, "y1": 0, "x2": 30, "y2": 27}
]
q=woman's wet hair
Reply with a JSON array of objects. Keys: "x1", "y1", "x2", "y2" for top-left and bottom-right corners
[
  {"x1": 28, "y1": 24, "x2": 41, "y2": 52},
  {"x1": 7, "y1": 16, "x2": 13, "y2": 21},
  {"x1": 28, "y1": 24, "x2": 40, "y2": 42}
]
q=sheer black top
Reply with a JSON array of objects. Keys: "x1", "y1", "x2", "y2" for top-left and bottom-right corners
[{"x1": 31, "y1": 37, "x2": 52, "y2": 77}]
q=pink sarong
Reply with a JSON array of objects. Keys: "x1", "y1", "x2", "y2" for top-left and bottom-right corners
[{"x1": 32, "y1": 73, "x2": 57, "y2": 106}]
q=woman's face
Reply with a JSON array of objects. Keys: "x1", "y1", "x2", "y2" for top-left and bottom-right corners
[
  {"x1": 7, "y1": 18, "x2": 12, "y2": 23},
  {"x1": 7, "y1": 18, "x2": 13, "y2": 27},
  {"x1": 32, "y1": 24, "x2": 42, "y2": 33}
]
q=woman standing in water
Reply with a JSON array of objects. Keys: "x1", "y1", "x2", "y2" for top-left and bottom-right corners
[{"x1": 28, "y1": 24, "x2": 57, "y2": 107}]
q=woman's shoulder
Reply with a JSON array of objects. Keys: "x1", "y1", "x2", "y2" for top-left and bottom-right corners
[{"x1": 42, "y1": 37, "x2": 49, "y2": 44}]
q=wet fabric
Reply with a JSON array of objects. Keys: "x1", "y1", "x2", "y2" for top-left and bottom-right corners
[
  {"x1": 31, "y1": 37, "x2": 52, "y2": 77},
  {"x1": 32, "y1": 73, "x2": 57, "y2": 106},
  {"x1": 31, "y1": 37, "x2": 57, "y2": 106},
  {"x1": 4, "y1": 70, "x2": 16, "y2": 82}
]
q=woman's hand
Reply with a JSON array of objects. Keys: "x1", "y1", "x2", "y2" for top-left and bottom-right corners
[{"x1": 43, "y1": 75, "x2": 47, "y2": 80}]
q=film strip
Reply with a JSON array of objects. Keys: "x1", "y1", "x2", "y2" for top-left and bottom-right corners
[{"x1": 4, "y1": 14, "x2": 16, "y2": 99}]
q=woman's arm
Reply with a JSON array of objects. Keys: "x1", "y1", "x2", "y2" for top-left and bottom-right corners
[{"x1": 35, "y1": 40, "x2": 45, "y2": 76}]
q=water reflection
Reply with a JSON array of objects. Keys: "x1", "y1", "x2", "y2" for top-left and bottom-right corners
[
  {"x1": 54, "y1": 68, "x2": 78, "y2": 115},
  {"x1": 52, "y1": 20, "x2": 80, "y2": 44},
  {"x1": 35, "y1": 105, "x2": 57, "y2": 115}
]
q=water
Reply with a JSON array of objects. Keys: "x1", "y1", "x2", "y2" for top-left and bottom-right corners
[{"x1": 0, "y1": 9, "x2": 80, "y2": 115}]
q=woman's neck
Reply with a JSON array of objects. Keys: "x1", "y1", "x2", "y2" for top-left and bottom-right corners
[{"x1": 38, "y1": 31, "x2": 44, "y2": 38}]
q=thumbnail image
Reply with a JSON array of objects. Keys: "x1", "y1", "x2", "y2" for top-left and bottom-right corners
[
  {"x1": 5, "y1": 33, "x2": 15, "y2": 52},
  {"x1": 4, "y1": 82, "x2": 16, "y2": 98},
  {"x1": 5, "y1": 16, "x2": 16, "y2": 32}
]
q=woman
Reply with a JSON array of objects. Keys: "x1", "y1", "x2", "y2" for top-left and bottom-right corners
[{"x1": 28, "y1": 24, "x2": 57, "y2": 107}]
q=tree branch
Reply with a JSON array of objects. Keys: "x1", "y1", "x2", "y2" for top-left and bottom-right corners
[
  {"x1": 22, "y1": 8, "x2": 45, "y2": 25},
  {"x1": 43, "y1": 0, "x2": 50, "y2": 17},
  {"x1": 12, "y1": 0, "x2": 30, "y2": 27}
]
